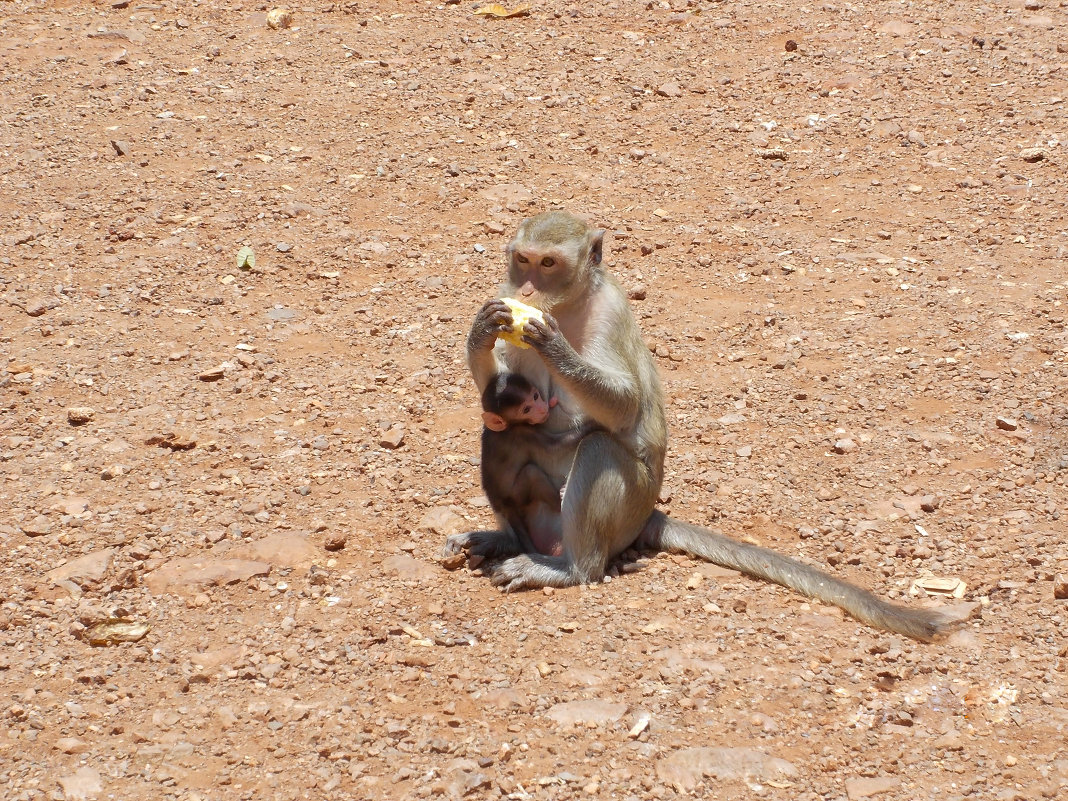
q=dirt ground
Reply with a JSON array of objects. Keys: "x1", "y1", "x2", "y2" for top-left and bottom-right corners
[{"x1": 2, "y1": 0, "x2": 1067, "y2": 799}]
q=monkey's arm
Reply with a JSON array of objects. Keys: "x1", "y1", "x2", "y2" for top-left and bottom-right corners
[
  {"x1": 523, "y1": 308, "x2": 640, "y2": 432},
  {"x1": 466, "y1": 300, "x2": 513, "y2": 393}
]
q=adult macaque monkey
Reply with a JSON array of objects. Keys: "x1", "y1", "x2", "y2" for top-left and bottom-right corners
[{"x1": 445, "y1": 211, "x2": 954, "y2": 641}]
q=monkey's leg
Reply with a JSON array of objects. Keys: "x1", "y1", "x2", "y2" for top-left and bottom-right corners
[
  {"x1": 491, "y1": 433, "x2": 657, "y2": 591},
  {"x1": 639, "y1": 512, "x2": 959, "y2": 641}
]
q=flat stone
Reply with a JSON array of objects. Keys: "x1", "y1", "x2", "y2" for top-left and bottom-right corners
[
  {"x1": 657, "y1": 747, "x2": 798, "y2": 792},
  {"x1": 239, "y1": 533, "x2": 320, "y2": 569},
  {"x1": 47, "y1": 548, "x2": 115, "y2": 586},
  {"x1": 21, "y1": 515, "x2": 53, "y2": 537},
  {"x1": 382, "y1": 553, "x2": 436, "y2": 581},
  {"x1": 57, "y1": 766, "x2": 103, "y2": 800},
  {"x1": 144, "y1": 557, "x2": 271, "y2": 596},
  {"x1": 845, "y1": 776, "x2": 900, "y2": 799},
  {"x1": 546, "y1": 700, "x2": 627, "y2": 726},
  {"x1": 417, "y1": 506, "x2": 467, "y2": 536}
]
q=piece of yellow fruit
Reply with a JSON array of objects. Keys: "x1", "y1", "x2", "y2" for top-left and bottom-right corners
[{"x1": 498, "y1": 298, "x2": 545, "y2": 349}]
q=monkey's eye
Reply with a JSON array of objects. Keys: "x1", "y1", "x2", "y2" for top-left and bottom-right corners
[
  {"x1": 532, "y1": 391, "x2": 541, "y2": 401},
  {"x1": 541, "y1": 257, "x2": 555, "y2": 268},
  {"x1": 521, "y1": 405, "x2": 532, "y2": 414},
  {"x1": 515, "y1": 254, "x2": 529, "y2": 264}
]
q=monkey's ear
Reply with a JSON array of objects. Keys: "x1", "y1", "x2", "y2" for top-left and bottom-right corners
[
  {"x1": 482, "y1": 412, "x2": 509, "y2": 432},
  {"x1": 588, "y1": 228, "x2": 606, "y2": 266}
]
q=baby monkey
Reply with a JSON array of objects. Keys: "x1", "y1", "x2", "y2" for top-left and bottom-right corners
[{"x1": 479, "y1": 372, "x2": 590, "y2": 557}]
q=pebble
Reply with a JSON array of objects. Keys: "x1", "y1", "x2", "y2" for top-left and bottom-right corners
[
  {"x1": 1054, "y1": 574, "x2": 1068, "y2": 600},
  {"x1": 110, "y1": 139, "x2": 131, "y2": 156},
  {"x1": 656, "y1": 82, "x2": 683, "y2": 98},
  {"x1": 379, "y1": 425, "x2": 406, "y2": 449},
  {"x1": 1020, "y1": 147, "x2": 1048, "y2": 162},
  {"x1": 21, "y1": 515, "x2": 53, "y2": 537},
  {"x1": 995, "y1": 416, "x2": 1018, "y2": 431},
  {"x1": 66, "y1": 406, "x2": 95, "y2": 425},
  {"x1": 197, "y1": 364, "x2": 226, "y2": 381},
  {"x1": 833, "y1": 438, "x2": 857, "y2": 454},
  {"x1": 276, "y1": 242, "x2": 292, "y2": 252}
]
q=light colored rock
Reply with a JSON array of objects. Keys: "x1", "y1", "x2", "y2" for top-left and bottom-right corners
[
  {"x1": 417, "y1": 506, "x2": 467, "y2": 536},
  {"x1": 382, "y1": 553, "x2": 436, "y2": 581},
  {"x1": 546, "y1": 699, "x2": 627, "y2": 726},
  {"x1": 21, "y1": 515, "x2": 53, "y2": 537},
  {"x1": 47, "y1": 549, "x2": 115, "y2": 586},
  {"x1": 239, "y1": 533, "x2": 320, "y2": 569},
  {"x1": 57, "y1": 766, "x2": 103, "y2": 800},
  {"x1": 657, "y1": 747, "x2": 798, "y2": 792},
  {"x1": 67, "y1": 406, "x2": 95, "y2": 425}
]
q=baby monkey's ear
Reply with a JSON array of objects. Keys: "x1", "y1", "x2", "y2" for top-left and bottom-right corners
[{"x1": 482, "y1": 411, "x2": 509, "y2": 432}]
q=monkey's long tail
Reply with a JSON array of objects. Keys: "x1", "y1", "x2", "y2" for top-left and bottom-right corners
[{"x1": 642, "y1": 512, "x2": 956, "y2": 641}]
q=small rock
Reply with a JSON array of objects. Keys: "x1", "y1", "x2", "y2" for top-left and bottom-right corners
[
  {"x1": 67, "y1": 406, "x2": 96, "y2": 426},
  {"x1": 995, "y1": 416, "x2": 1018, "y2": 431},
  {"x1": 919, "y1": 495, "x2": 940, "y2": 513},
  {"x1": 1054, "y1": 574, "x2": 1068, "y2": 601},
  {"x1": 275, "y1": 242, "x2": 292, "y2": 253},
  {"x1": 54, "y1": 737, "x2": 89, "y2": 754},
  {"x1": 657, "y1": 82, "x2": 683, "y2": 98},
  {"x1": 110, "y1": 140, "x2": 131, "y2": 156},
  {"x1": 21, "y1": 515, "x2": 53, "y2": 537},
  {"x1": 197, "y1": 364, "x2": 226, "y2": 381},
  {"x1": 483, "y1": 220, "x2": 506, "y2": 234},
  {"x1": 1020, "y1": 147, "x2": 1049, "y2": 162},
  {"x1": 323, "y1": 532, "x2": 346, "y2": 552},
  {"x1": 833, "y1": 438, "x2": 857, "y2": 454},
  {"x1": 784, "y1": 39, "x2": 798, "y2": 51},
  {"x1": 101, "y1": 465, "x2": 124, "y2": 480},
  {"x1": 440, "y1": 552, "x2": 466, "y2": 571},
  {"x1": 736, "y1": 445, "x2": 752, "y2": 458},
  {"x1": 379, "y1": 425, "x2": 405, "y2": 449},
  {"x1": 627, "y1": 284, "x2": 647, "y2": 300},
  {"x1": 266, "y1": 8, "x2": 293, "y2": 29}
]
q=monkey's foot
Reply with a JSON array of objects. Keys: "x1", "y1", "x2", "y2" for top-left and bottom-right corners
[
  {"x1": 443, "y1": 530, "x2": 522, "y2": 560},
  {"x1": 490, "y1": 554, "x2": 574, "y2": 592}
]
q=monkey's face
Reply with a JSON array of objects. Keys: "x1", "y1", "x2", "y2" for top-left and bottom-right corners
[
  {"x1": 505, "y1": 241, "x2": 579, "y2": 311},
  {"x1": 505, "y1": 212, "x2": 605, "y2": 311},
  {"x1": 508, "y1": 386, "x2": 551, "y2": 425}
]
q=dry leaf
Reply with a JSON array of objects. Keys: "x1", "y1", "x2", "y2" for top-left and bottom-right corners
[{"x1": 474, "y1": 3, "x2": 531, "y2": 18}]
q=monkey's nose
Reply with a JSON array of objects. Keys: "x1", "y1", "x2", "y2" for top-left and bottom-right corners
[{"x1": 519, "y1": 281, "x2": 536, "y2": 297}]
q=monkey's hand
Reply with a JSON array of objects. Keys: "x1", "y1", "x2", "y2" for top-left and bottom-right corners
[
  {"x1": 467, "y1": 299, "x2": 514, "y2": 352},
  {"x1": 521, "y1": 313, "x2": 566, "y2": 356},
  {"x1": 444, "y1": 530, "x2": 523, "y2": 560}
]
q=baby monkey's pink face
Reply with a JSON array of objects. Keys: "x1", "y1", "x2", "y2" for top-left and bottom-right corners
[{"x1": 507, "y1": 386, "x2": 551, "y2": 425}]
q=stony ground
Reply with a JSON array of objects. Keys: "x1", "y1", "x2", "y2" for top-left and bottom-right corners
[{"x1": 2, "y1": 1, "x2": 1067, "y2": 799}]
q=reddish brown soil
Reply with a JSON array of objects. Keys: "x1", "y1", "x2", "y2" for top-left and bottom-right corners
[{"x1": 2, "y1": 1, "x2": 1066, "y2": 799}]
